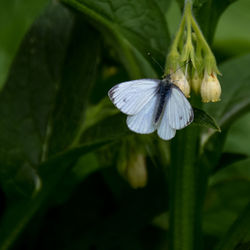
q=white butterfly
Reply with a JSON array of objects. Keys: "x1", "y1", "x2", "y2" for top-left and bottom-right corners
[{"x1": 108, "y1": 74, "x2": 194, "y2": 140}]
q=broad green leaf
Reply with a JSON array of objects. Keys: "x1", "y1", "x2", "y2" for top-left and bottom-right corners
[
  {"x1": 201, "y1": 54, "x2": 250, "y2": 171},
  {"x1": 215, "y1": 201, "x2": 250, "y2": 250},
  {"x1": 205, "y1": 54, "x2": 250, "y2": 129},
  {"x1": 0, "y1": 2, "x2": 100, "y2": 196},
  {"x1": 80, "y1": 113, "x2": 129, "y2": 144},
  {"x1": 224, "y1": 113, "x2": 250, "y2": 157},
  {"x1": 0, "y1": 140, "x2": 108, "y2": 250},
  {"x1": 203, "y1": 159, "x2": 250, "y2": 241},
  {"x1": 50, "y1": 153, "x2": 100, "y2": 205},
  {"x1": 81, "y1": 98, "x2": 119, "y2": 133},
  {"x1": 192, "y1": 107, "x2": 221, "y2": 131},
  {"x1": 166, "y1": 0, "x2": 182, "y2": 37},
  {"x1": 212, "y1": 152, "x2": 248, "y2": 174},
  {"x1": 62, "y1": 0, "x2": 170, "y2": 78},
  {"x1": 214, "y1": 0, "x2": 250, "y2": 58},
  {"x1": 209, "y1": 158, "x2": 250, "y2": 186},
  {"x1": 46, "y1": 18, "x2": 100, "y2": 155},
  {"x1": 0, "y1": 0, "x2": 49, "y2": 88},
  {"x1": 0, "y1": 3, "x2": 105, "y2": 248},
  {"x1": 157, "y1": 0, "x2": 173, "y2": 15},
  {"x1": 200, "y1": 131, "x2": 228, "y2": 173},
  {"x1": 0, "y1": 3, "x2": 74, "y2": 196}
]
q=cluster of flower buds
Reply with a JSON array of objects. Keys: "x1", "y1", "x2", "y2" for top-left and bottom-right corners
[
  {"x1": 165, "y1": 0, "x2": 221, "y2": 103},
  {"x1": 117, "y1": 138, "x2": 148, "y2": 189}
]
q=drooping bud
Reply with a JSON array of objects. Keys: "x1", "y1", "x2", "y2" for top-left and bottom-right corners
[
  {"x1": 171, "y1": 70, "x2": 190, "y2": 98},
  {"x1": 191, "y1": 71, "x2": 202, "y2": 94},
  {"x1": 127, "y1": 153, "x2": 147, "y2": 189},
  {"x1": 200, "y1": 72, "x2": 221, "y2": 102}
]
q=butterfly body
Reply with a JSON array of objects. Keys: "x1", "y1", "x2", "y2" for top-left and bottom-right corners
[
  {"x1": 108, "y1": 74, "x2": 194, "y2": 140},
  {"x1": 155, "y1": 75, "x2": 172, "y2": 123}
]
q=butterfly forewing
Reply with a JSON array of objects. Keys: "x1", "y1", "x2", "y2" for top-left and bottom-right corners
[
  {"x1": 126, "y1": 93, "x2": 159, "y2": 134},
  {"x1": 166, "y1": 86, "x2": 194, "y2": 130},
  {"x1": 108, "y1": 79, "x2": 159, "y2": 115},
  {"x1": 108, "y1": 76, "x2": 194, "y2": 141}
]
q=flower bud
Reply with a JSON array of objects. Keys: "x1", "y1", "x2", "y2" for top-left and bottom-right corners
[
  {"x1": 200, "y1": 72, "x2": 221, "y2": 102},
  {"x1": 127, "y1": 153, "x2": 147, "y2": 189},
  {"x1": 191, "y1": 71, "x2": 202, "y2": 94},
  {"x1": 171, "y1": 70, "x2": 190, "y2": 97}
]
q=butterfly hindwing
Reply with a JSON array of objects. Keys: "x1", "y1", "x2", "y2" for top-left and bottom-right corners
[
  {"x1": 126, "y1": 93, "x2": 159, "y2": 134},
  {"x1": 108, "y1": 79, "x2": 159, "y2": 115},
  {"x1": 108, "y1": 77, "x2": 194, "y2": 140},
  {"x1": 157, "y1": 115, "x2": 176, "y2": 140},
  {"x1": 166, "y1": 86, "x2": 194, "y2": 130}
]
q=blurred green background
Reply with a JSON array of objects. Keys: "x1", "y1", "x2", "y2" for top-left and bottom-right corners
[{"x1": 0, "y1": 0, "x2": 250, "y2": 250}]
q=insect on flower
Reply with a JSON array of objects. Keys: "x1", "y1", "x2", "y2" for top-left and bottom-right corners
[{"x1": 108, "y1": 74, "x2": 194, "y2": 140}]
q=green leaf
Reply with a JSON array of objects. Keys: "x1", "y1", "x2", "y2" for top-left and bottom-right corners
[
  {"x1": 213, "y1": 152, "x2": 248, "y2": 173},
  {"x1": 80, "y1": 113, "x2": 130, "y2": 144},
  {"x1": 193, "y1": 0, "x2": 238, "y2": 42},
  {"x1": 215, "y1": 201, "x2": 250, "y2": 250},
  {"x1": 200, "y1": 131, "x2": 228, "y2": 173},
  {"x1": 192, "y1": 107, "x2": 221, "y2": 131},
  {"x1": 62, "y1": 0, "x2": 170, "y2": 78},
  {"x1": 214, "y1": 1, "x2": 250, "y2": 58},
  {"x1": 156, "y1": 0, "x2": 173, "y2": 15},
  {"x1": 205, "y1": 54, "x2": 250, "y2": 130},
  {"x1": 0, "y1": 2, "x2": 74, "y2": 196},
  {"x1": 203, "y1": 159, "x2": 250, "y2": 241},
  {"x1": 224, "y1": 113, "x2": 250, "y2": 157},
  {"x1": 0, "y1": 140, "x2": 109, "y2": 250},
  {"x1": 46, "y1": 18, "x2": 100, "y2": 155},
  {"x1": 3, "y1": 164, "x2": 41, "y2": 198},
  {"x1": 0, "y1": 2, "x2": 101, "y2": 196},
  {"x1": 51, "y1": 153, "x2": 100, "y2": 205},
  {"x1": 209, "y1": 158, "x2": 250, "y2": 187},
  {"x1": 200, "y1": 54, "x2": 250, "y2": 171},
  {"x1": 0, "y1": 3, "x2": 107, "y2": 248},
  {"x1": 0, "y1": 0, "x2": 49, "y2": 88}
]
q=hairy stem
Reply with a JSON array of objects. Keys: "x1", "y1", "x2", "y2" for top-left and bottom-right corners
[{"x1": 169, "y1": 118, "x2": 202, "y2": 250}]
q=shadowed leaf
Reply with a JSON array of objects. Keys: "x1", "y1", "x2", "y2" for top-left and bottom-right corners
[
  {"x1": 62, "y1": 0, "x2": 170, "y2": 78},
  {"x1": 0, "y1": 3, "x2": 74, "y2": 196},
  {"x1": 193, "y1": 107, "x2": 221, "y2": 131}
]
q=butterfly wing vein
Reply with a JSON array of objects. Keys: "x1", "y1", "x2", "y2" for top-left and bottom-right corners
[{"x1": 109, "y1": 79, "x2": 194, "y2": 140}]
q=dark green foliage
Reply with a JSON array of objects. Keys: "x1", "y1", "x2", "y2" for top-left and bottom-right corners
[
  {"x1": 62, "y1": 0, "x2": 171, "y2": 78},
  {"x1": 193, "y1": 108, "x2": 221, "y2": 131},
  {"x1": 0, "y1": 0, "x2": 249, "y2": 250},
  {"x1": 176, "y1": 0, "x2": 238, "y2": 42},
  {"x1": 0, "y1": 3, "x2": 74, "y2": 197}
]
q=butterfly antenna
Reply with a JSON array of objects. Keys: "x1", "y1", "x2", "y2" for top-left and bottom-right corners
[
  {"x1": 173, "y1": 60, "x2": 191, "y2": 74},
  {"x1": 147, "y1": 52, "x2": 164, "y2": 74}
]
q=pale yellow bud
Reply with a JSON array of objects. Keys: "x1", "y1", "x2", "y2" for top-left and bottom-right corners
[
  {"x1": 191, "y1": 71, "x2": 202, "y2": 94},
  {"x1": 127, "y1": 153, "x2": 147, "y2": 189},
  {"x1": 171, "y1": 70, "x2": 190, "y2": 97},
  {"x1": 200, "y1": 72, "x2": 221, "y2": 102}
]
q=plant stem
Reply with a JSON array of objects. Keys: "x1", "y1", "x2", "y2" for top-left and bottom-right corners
[
  {"x1": 169, "y1": 124, "x2": 201, "y2": 250},
  {"x1": 190, "y1": 16, "x2": 212, "y2": 56},
  {"x1": 185, "y1": 0, "x2": 192, "y2": 45},
  {"x1": 171, "y1": 15, "x2": 186, "y2": 52}
]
